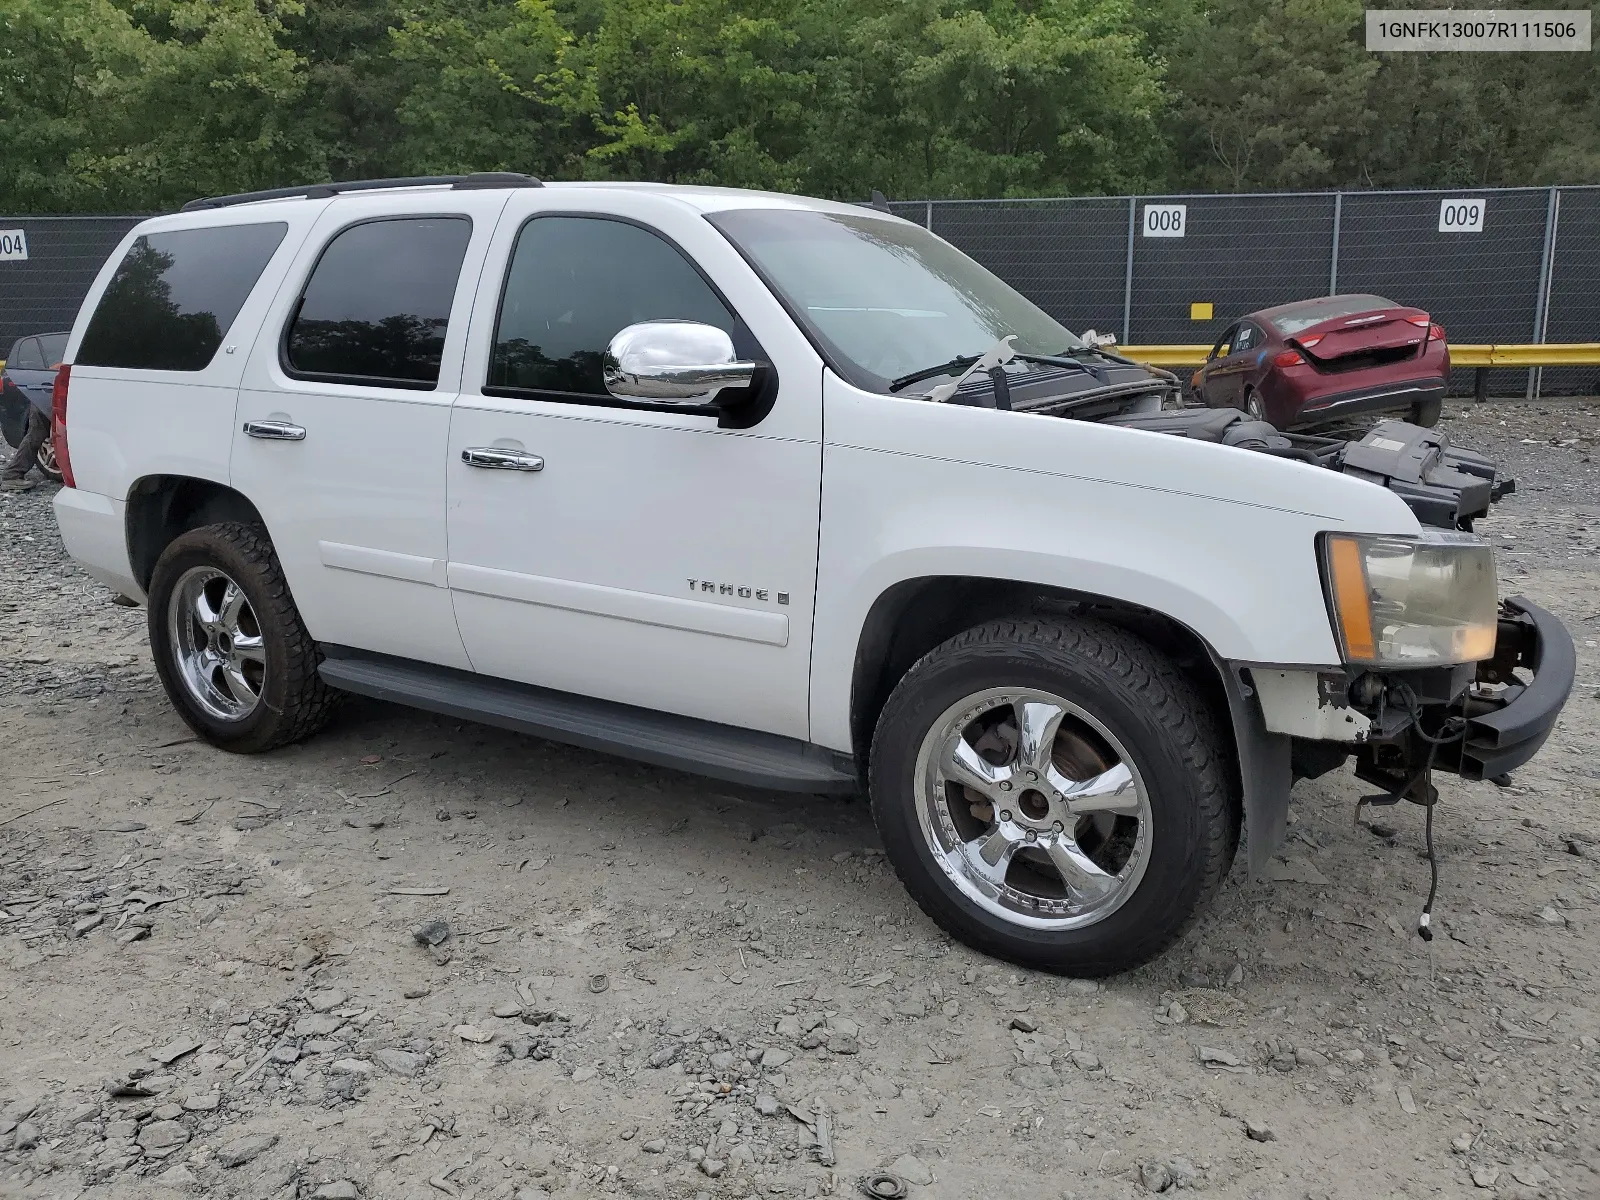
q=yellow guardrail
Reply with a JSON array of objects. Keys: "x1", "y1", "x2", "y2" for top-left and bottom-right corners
[{"x1": 1120, "y1": 343, "x2": 1600, "y2": 368}]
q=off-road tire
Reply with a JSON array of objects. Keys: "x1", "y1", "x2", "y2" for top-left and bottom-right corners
[
  {"x1": 1410, "y1": 397, "x2": 1443, "y2": 427},
  {"x1": 147, "y1": 522, "x2": 339, "y2": 752},
  {"x1": 869, "y1": 617, "x2": 1239, "y2": 976}
]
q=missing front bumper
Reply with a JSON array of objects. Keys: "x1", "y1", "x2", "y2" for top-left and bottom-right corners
[
  {"x1": 1433, "y1": 596, "x2": 1577, "y2": 780},
  {"x1": 1355, "y1": 596, "x2": 1576, "y2": 793}
]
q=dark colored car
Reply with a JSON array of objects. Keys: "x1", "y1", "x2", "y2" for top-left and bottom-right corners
[
  {"x1": 1191, "y1": 295, "x2": 1448, "y2": 430},
  {"x1": 1, "y1": 332, "x2": 67, "y2": 481}
]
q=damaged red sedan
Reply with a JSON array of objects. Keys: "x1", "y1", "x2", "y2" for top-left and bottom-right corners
[{"x1": 1191, "y1": 294, "x2": 1449, "y2": 429}]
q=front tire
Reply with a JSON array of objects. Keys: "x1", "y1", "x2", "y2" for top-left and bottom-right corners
[
  {"x1": 869, "y1": 617, "x2": 1238, "y2": 976},
  {"x1": 147, "y1": 522, "x2": 338, "y2": 753}
]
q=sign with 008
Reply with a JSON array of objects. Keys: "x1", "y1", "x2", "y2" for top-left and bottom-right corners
[
  {"x1": 0, "y1": 229, "x2": 29, "y2": 261},
  {"x1": 1142, "y1": 204, "x2": 1187, "y2": 238}
]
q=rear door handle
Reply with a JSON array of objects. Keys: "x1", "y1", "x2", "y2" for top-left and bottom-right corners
[
  {"x1": 462, "y1": 447, "x2": 544, "y2": 472},
  {"x1": 243, "y1": 419, "x2": 306, "y2": 441}
]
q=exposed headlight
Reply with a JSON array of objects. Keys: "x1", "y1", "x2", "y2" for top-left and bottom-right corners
[{"x1": 1321, "y1": 531, "x2": 1497, "y2": 666}]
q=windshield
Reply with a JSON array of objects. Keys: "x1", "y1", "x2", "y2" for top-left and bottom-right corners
[{"x1": 708, "y1": 209, "x2": 1082, "y2": 392}]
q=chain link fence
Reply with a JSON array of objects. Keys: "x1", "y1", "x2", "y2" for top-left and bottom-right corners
[
  {"x1": 6, "y1": 186, "x2": 1600, "y2": 395},
  {"x1": 898, "y1": 184, "x2": 1600, "y2": 398},
  {"x1": 0, "y1": 216, "x2": 143, "y2": 357}
]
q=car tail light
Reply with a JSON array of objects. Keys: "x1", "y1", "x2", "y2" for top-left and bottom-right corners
[
  {"x1": 1429, "y1": 323, "x2": 1446, "y2": 341},
  {"x1": 51, "y1": 363, "x2": 75, "y2": 489},
  {"x1": 1273, "y1": 349, "x2": 1304, "y2": 367},
  {"x1": 1407, "y1": 314, "x2": 1431, "y2": 327}
]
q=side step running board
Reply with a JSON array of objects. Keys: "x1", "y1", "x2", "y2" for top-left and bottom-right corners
[{"x1": 317, "y1": 648, "x2": 859, "y2": 795}]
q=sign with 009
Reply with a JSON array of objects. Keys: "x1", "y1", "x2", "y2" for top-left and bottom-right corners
[{"x1": 1438, "y1": 198, "x2": 1486, "y2": 233}]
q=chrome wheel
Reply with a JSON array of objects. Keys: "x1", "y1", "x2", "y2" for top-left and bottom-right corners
[
  {"x1": 913, "y1": 688, "x2": 1153, "y2": 930},
  {"x1": 167, "y1": 566, "x2": 266, "y2": 721},
  {"x1": 36, "y1": 437, "x2": 61, "y2": 480}
]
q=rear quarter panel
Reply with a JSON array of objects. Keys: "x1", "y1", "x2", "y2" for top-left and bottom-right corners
[
  {"x1": 809, "y1": 374, "x2": 1422, "y2": 752},
  {"x1": 61, "y1": 204, "x2": 328, "y2": 501}
]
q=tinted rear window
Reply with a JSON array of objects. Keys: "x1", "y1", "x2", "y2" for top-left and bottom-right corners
[
  {"x1": 285, "y1": 217, "x2": 472, "y2": 389},
  {"x1": 37, "y1": 334, "x2": 67, "y2": 365},
  {"x1": 77, "y1": 224, "x2": 288, "y2": 371}
]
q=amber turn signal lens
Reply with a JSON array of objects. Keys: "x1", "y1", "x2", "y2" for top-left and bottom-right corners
[{"x1": 1326, "y1": 535, "x2": 1376, "y2": 661}]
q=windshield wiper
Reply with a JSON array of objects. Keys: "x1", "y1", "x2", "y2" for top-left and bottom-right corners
[
  {"x1": 888, "y1": 354, "x2": 982, "y2": 393},
  {"x1": 890, "y1": 337, "x2": 1124, "y2": 401}
]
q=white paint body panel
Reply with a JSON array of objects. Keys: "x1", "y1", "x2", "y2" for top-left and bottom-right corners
[
  {"x1": 229, "y1": 190, "x2": 513, "y2": 670},
  {"x1": 806, "y1": 373, "x2": 1421, "y2": 751},
  {"x1": 444, "y1": 188, "x2": 823, "y2": 737},
  {"x1": 57, "y1": 203, "x2": 326, "y2": 504},
  {"x1": 1251, "y1": 669, "x2": 1372, "y2": 741},
  {"x1": 53, "y1": 488, "x2": 137, "y2": 598}
]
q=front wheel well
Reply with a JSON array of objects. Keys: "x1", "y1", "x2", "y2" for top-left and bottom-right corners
[
  {"x1": 849, "y1": 577, "x2": 1237, "y2": 783},
  {"x1": 126, "y1": 475, "x2": 266, "y2": 592}
]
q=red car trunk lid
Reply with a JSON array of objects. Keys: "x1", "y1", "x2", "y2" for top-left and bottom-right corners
[{"x1": 1290, "y1": 307, "x2": 1430, "y2": 362}]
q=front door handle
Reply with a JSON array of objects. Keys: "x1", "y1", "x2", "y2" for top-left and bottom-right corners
[
  {"x1": 462, "y1": 447, "x2": 544, "y2": 472},
  {"x1": 243, "y1": 419, "x2": 306, "y2": 441}
]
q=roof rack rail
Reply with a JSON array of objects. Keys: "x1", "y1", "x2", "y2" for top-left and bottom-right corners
[{"x1": 181, "y1": 172, "x2": 544, "y2": 212}]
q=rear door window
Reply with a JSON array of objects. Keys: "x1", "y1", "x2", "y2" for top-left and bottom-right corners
[
  {"x1": 77, "y1": 223, "x2": 288, "y2": 371},
  {"x1": 37, "y1": 333, "x2": 67, "y2": 365},
  {"x1": 487, "y1": 216, "x2": 737, "y2": 401},
  {"x1": 9, "y1": 338, "x2": 43, "y2": 370},
  {"x1": 284, "y1": 217, "x2": 472, "y2": 389}
]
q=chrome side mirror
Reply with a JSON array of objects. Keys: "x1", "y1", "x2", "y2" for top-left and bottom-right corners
[{"x1": 602, "y1": 321, "x2": 758, "y2": 406}]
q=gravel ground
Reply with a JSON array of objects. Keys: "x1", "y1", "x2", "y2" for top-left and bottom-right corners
[{"x1": 2, "y1": 401, "x2": 1597, "y2": 1200}]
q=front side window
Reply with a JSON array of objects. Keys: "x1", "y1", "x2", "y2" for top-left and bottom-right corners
[
  {"x1": 708, "y1": 208, "x2": 1082, "y2": 393},
  {"x1": 37, "y1": 333, "x2": 67, "y2": 365},
  {"x1": 77, "y1": 223, "x2": 287, "y2": 371},
  {"x1": 488, "y1": 216, "x2": 736, "y2": 399},
  {"x1": 286, "y1": 217, "x2": 472, "y2": 389}
]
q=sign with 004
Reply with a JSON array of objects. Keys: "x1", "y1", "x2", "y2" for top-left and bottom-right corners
[{"x1": 0, "y1": 229, "x2": 28, "y2": 261}]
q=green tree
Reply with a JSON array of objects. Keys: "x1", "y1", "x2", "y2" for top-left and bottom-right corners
[
  {"x1": 1165, "y1": 0, "x2": 1378, "y2": 190},
  {"x1": 0, "y1": 0, "x2": 320, "y2": 212}
]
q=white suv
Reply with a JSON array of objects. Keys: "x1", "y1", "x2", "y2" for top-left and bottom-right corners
[{"x1": 50, "y1": 174, "x2": 1574, "y2": 975}]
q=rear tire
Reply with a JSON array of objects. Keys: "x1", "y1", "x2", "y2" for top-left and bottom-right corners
[
  {"x1": 1243, "y1": 388, "x2": 1267, "y2": 422},
  {"x1": 1410, "y1": 397, "x2": 1442, "y2": 427},
  {"x1": 869, "y1": 617, "x2": 1239, "y2": 976},
  {"x1": 147, "y1": 522, "x2": 338, "y2": 753}
]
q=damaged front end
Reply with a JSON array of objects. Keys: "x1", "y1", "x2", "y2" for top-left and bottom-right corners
[
  {"x1": 1352, "y1": 596, "x2": 1576, "y2": 793},
  {"x1": 1105, "y1": 407, "x2": 1514, "y2": 530}
]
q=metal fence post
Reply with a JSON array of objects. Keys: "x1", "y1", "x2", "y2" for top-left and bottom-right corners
[
  {"x1": 924, "y1": 200, "x2": 933, "y2": 231},
  {"x1": 1121, "y1": 196, "x2": 1137, "y2": 344},
  {"x1": 1329, "y1": 192, "x2": 1342, "y2": 295},
  {"x1": 1528, "y1": 186, "x2": 1560, "y2": 399}
]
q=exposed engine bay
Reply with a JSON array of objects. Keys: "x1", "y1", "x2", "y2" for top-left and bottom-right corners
[
  {"x1": 926, "y1": 340, "x2": 1513, "y2": 530},
  {"x1": 1104, "y1": 408, "x2": 1514, "y2": 529}
]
